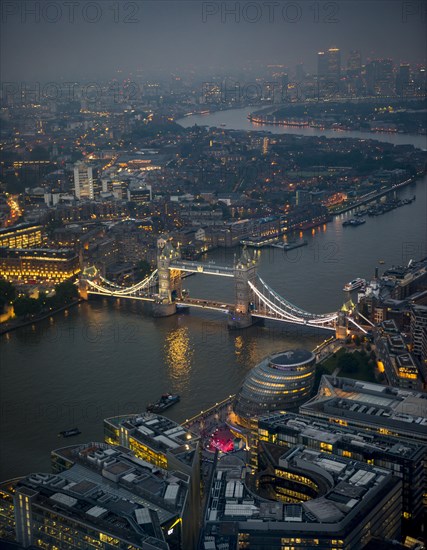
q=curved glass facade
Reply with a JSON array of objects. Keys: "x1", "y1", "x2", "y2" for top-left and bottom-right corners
[{"x1": 234, "y1": 349, "x2": 316, "y2": 423}]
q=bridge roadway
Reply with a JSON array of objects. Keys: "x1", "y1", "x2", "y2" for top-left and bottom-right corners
[
  {"x1": 86, "y1": 288, "x2": 233, "y2": 313},
  {"x1": 176, "y1": 297, "x2": 233, "y2": 312},
  {"x1": 87, "y1": 289, "x2": 154, "y2": 302},
  {"x1": 170, "y1": 260, "x2": 234, "y2": 277}
]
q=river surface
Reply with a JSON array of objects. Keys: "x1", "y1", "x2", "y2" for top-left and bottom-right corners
[
  {"x1": 177, "y1": 106, "x2": 427, "y2": 150},
  {"x1": 1, "y1": 111, "x2": 426, "y2": 481}
]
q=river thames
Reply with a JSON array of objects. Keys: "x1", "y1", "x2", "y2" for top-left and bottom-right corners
[{"x1": 1, "y1": 110, "x2": 426, "y2": 480}]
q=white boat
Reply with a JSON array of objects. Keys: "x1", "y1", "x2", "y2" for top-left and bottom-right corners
[{"x1": 343, "y1": 278, "x2": 366, "y2": 292}]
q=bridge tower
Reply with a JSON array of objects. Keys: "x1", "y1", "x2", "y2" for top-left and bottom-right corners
[
  {"x1": 79, "y1": 266, "x2": 98, "y2": 300},
  {"x1": 228, "y1": 247, "x2": 258, "y2": 329},
  {"x1": 153, "y1": 237, "x2": 181, "y2": 317},
  {"x1": 78, "y1": 279, "x2": 89, "y2": 301},
  {"x1": 335, "y1": 310, "x2": 348, "y2": 340}
]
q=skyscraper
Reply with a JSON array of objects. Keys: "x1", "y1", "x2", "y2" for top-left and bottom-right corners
[
  {"x1": 347, "y1": 50, "x2": 362, "y2": 77},
  {"x1": 295, "y1": 62, "x2": 305, "y2": 82},
  {"x1": 317, "y1": 51, "x2": 327, "y2": 79},
  {"x1": 366, "y1": 59, "x2": 394, "y2": 95},
  {"x1": 396, "y1": 63, "x2": 411, "y2": 95},
  {"x1": 326, "y1": 47, "x2": 341, "y2": 82},
  {"x1": 317, "y1": 48, "x2": 341, "y2": 96},
  {"x1": 74, "y1": 161, "x2": 94, "y2": 200}
]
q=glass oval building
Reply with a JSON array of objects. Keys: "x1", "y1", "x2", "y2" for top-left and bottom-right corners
[{"x1": 234, "y1": 349, "x2": 316, "y2": 425}]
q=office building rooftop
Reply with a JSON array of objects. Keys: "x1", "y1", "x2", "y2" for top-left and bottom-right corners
[
  {"x1": 201, "y1": 446, "x2": 401, "y2": 547},
  {"x1": 104, "y1": 412, "x2": 199, "y2": 468},
  {"x1": 300, "y1": 376, "x2": 427, "y2": 442},
  {"x1": 258, "y1": 411, "x2": 426, "y2": 461}
]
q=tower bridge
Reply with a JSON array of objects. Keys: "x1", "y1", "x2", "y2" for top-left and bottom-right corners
[{"x1": 80, "y1": 238, "x2": 357, "y2": 336}]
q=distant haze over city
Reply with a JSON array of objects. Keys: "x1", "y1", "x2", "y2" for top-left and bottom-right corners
[{"x1": 1, "y1": 0, "x2": 426, "y2": 81}]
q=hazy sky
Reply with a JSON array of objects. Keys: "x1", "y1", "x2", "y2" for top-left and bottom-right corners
[{"x1": 1, "y1": 0, "x2": 426, "y2": 81}]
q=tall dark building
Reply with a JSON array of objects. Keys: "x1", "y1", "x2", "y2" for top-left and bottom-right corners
[
  {"x1": 317, "y1": 51, "x2": 328, "y2": 79},
  {"x1": 366, "y1": 59, "x2": 394, "y2": 95},
  {"x1": 295, "y1": 62, "x2": 305, "y2": 82},
  {"x1": 347, "y1": 50, "x2": 362, "y2": 77},
  {"x1": 326, "y1": 47, "x2": 341, "y2": 82},
  {"x1": 396, "y1": 63, "x2": 411, "y2": 95},
  {"x1": 414, "y1": 67, "x2": 426, "y2": 94},
  {"x1": 318, "y1": 48, "x2": 341, "y2": 95}
]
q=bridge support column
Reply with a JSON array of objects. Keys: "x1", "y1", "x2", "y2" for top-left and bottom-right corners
[
  {"x1": 227, "y1": 311, "x2": 253, "y2": 330},
  {"x1": 152, "y1": 301, "x2": 176, "y2": 317},
  {"x1": 335, "y1": 310, "x2": 347, "y2": 340},
  {"x1": 228, "y1": 247, "x2": 259, "y2": 330},
  {"x1": 153, "y1": 237, "x2": 181, "y2": 317},
  {"x1": 78, "y1": 279, "x2": 89, "y2": 301}
]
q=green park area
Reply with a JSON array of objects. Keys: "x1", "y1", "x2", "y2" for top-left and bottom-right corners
[
  {"x1": 0, "y1": 279, "x2": 79, "y2": 320},
  {"x1": 318, "y1": 346, "x2": 377, "y2": 383}
]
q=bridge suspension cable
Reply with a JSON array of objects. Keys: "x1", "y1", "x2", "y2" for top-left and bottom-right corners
[
  {"x1": 85, "y1": 269, "x2": 158, "y2": 296},
  {"x1": 248, "y1": 280, "x2": 337, "y2": 328},
  {"x1": 254, "y1": 276, "x2": 338, "y2": 323}
]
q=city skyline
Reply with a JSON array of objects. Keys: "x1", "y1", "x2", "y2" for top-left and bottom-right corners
[{"x1": 1, "y1": 0, "x2": 426, "y2": 81}]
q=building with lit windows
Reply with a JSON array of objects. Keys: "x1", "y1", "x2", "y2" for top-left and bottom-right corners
[
  {"x1": 200, "y1": 447, "x2": 402, "y2": 549},
  {"x1": 127, "y1": 183, "x2": 152, "y2": 204},
  {"x1": 0, "y1": 247, "x2": 80, "y2": 283},
  {"x1": 318, "y1": 48, "x2": 341, "y2": 90},
  {"x1": 104, "y1": 413, "x2": 200, "y2": 547},
  {"x1": 347, "y1": 50, "x2": 362, "y2": 77},
  {"x1": 375, "y1": 328, "x2": 422, "y2": 390},
  {"x1": 326, "y1": 47, "x2": 341, "y2": 82},
  {"x1": 257, "y1": 411, "x2": 426, "y2": 532},
  {"x1": 0, "y1": 442, "x2": 193, "y2": 549},
  {"x1": 74, "y1": 161, "x2": 94, "y2": 200},
  {"x1": 0, "y1": 223, "x2": 43, "y2": 249},
  {"x1": 422, "y1": 327, "x2": 427, "y2": 366},
  {"x1": 411, "y1": 305, "x2": 427, "y2": 360},
  {"x1": 233, "y1": 349, "x2": 316, "y2": 427},
  {"x1": 365, "y1": 59, "x2": 395, "y2": 96},
  {"x1": 300, "y1": 376, "x2": 427, "y2": 444}
]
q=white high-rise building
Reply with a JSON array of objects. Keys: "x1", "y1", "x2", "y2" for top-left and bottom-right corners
[{"x1": 73, "y1": 161, "x2": 94, "y2": 200}]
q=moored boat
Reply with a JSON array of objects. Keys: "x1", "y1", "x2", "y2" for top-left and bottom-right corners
[
  {"x1": 59, "y1": 428, "x2": 81, "y2": 438},
  {"x1": 343, "y1": 278, "x2": 366, "y2": 292},
  {"x1": 273, "y1": 239, "x2": 308, "y2": 250},
  {"x1": 146, "y1": 394, "x2": 180, "y2": 413},
  {"x1": 343, "y1": 218, "x2": 366, "y2": 227}
]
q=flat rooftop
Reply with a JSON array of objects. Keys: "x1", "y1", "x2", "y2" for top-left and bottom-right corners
[
  {"x1": 105, "y1": 412, "x2": 199, "y2": 466},
  {"x1": 52, "y1": 442, "x2": 189, "y2": 525},
  {"x1": 258, "y1": 411, "x2": 425, "y2": 460},
  {"x1": 204, "y1": 447, "x2": 398, "y2": 533},
  {"x1": 300, "y1": 376, "x2": 427, "y2": 441},
  {"x1": 13, "y1": 464, "x2": 171, "y2": 549}
]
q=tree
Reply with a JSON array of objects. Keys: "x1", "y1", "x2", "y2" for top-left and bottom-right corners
[
  {"x1": 354, "y1": 335, "x2": 361, "y2": 347},
  {"x1": 337, "y1": 353, "x2": 359, "y2": 374},
  {"x1": 0, "y1": 279, "x2": 16, "y2": 312},
  {"x1": 54, "y1": 281, "x2": 79, "y2": 304},
  {"x1": 13, "y1": 296, "x2": 42, "y2": 317}
]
